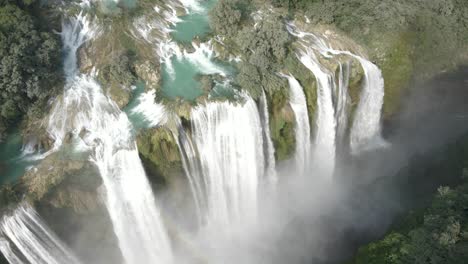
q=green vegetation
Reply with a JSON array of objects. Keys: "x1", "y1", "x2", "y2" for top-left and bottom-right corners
[
  {"x1": 269, "y1": 0, "x2": 468, "y2": 117},
  {"x1": 137, "y1": 127, "x2": 183, "y2": 183},
  {"x1": 351, "y1": 171, "x2": 468, "y2": 264},
  {"x1": 209, "y1": 0, "x2": 242, "y2": 36},
  {"x1": 209, "y1": 1, "x2": 301, "y2": 161},
  {"x1": 349, "y1": 131, "x2": 468, "y2": 264},
  {"x1": 0, "y1": 1, "x2": 62, "y2": 137},
  {"x1": 209, "y1": 0, "x2": 291, "y2": 99}
]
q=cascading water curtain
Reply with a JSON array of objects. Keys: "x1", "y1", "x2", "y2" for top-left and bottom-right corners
[
  {"x1": 0, "y1": 204, "x2": 81, "y2": 264},
  {"x1": 190, "y1": 97, "x2": 265, "y2": 232},
  {"x1": 46, "y1": 12, "x2": 173, "y2": 264}
]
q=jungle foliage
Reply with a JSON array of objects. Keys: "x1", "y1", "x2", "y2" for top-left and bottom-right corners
[
  {"x1": 269, "y1": 0, "x2": 468, "y2": 116},
  {"x1": 209, "y1": 0, "x2": 290, "y2": 99},
  {"x1": 0, "y1": 2, "x2": 61, "y2": 127},
  {"x1": 351, "y1": 170, "x2": 468, "y2": 264}
]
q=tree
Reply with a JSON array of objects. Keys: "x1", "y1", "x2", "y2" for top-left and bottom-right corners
[
  {"x1": 0, "y1": 4, "x2": 61, "y2": 121},
  {"x1": 209, "y1": 0, "x2": 242, "y2": 36}
]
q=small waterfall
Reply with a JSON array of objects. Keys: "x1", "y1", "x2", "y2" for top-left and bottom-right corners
[
  {"x1": 259, "y1": 91, "x2": 277, "y2": 183},
  {"x1": 281, "y1": 74, "x2": 312, "y2": 175},
  {"x1": 173, "y1": 120, "x2": 206, "y2": 225},
  {"x1": 335, "y1": 63, "x2": 351, "y2": 149},
  {"x1": 61, "y1": 12, "x2": 97, "y2": 81},
  {"x1": 47, "y1": 14, "x2": 173, "y2": 264},
  {"x1": 178, "y1": 0, "x2": 203, "y2": 13},
  {"x1": 130, "y1": 89, "x2": 167, "y2": 127},
  {"x1": 183, "y1": 42, "x2": 226, "y2": 77},
  {"x1": 298, "y1": 50, "x2": 337, "y2": 178},
  {"x1": 0, "y1": 239, "x2": 25, "y2": 264},
  {"x1": 190, "y1": 96, "x2": 264, "y2": 230},
  {"x1": 0, "y1": 205, "x2": 81, "y2": 264},
  {"x1": 287, "y1": 20, "x2": 385, "y2": 161},
  {"x1": 348, "y1": 58, "x2": 386, "y2": 153}
]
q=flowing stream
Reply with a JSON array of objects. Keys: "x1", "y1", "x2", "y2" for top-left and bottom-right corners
[{"x1": 46, "y1": 13, "x2": 173, "y2": 264}]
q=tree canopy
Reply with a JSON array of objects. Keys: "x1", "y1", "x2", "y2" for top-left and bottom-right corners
[
  {"x1": 352, "y1": 171, "x2": 468, "y2": 264},
  {"x1": 0, "y1": 4, "x2": 61, "y2": 122}
]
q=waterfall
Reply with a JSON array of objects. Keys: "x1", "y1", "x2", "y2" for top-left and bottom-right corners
[
  {"x1": 173, "y1": 120, "x2": 206, "y2": 225},
  {"x1": 0, "y1": 239, "x2": 24, "y2": 264},
  {"x1": 281, "y1": 74, "x2": 312, "y2": 175},
  {"x1": 0, "y1": 205, "x2": 81, "y2": 264},
  {"x1": 130, "y1": 89, "x2": 167, "y2": 127},
  {"x1": 348, "y1": 58, "x2": 386, "y2": 153},
  {"x1": 259, "y1": 91, "x2": 277, "y2": 183},
  {"x1": 298, "y1": 50, "x2": 337, "y2": 178},
  {"x1": 287, "y1": 22, "x2": 386, "y2": 154},
  {"x1": 46, "y1": 14, "x2": 173, "y2": 264},
  {"x1": 190, "y1": 96, "x2": 264, "y2": 230},
  {"x1": 335, "y1": 63, "x2": 351, "y2": 149}
]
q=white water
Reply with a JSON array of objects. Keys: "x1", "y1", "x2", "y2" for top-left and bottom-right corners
[
  {"x1": 173, "y1": 119, "x2": 206, "y2": 225},
  {"x1": 349, "y1": 58, "x2": 386, "y2": 153},
  {"x1": 281, "y1": 74, "x2": 312, "y2": 175},
  {"x1": 191, "y1": 97, "x2": 265, "y2": 230},
  {"x1": 131, "y1": 2, "x2": 181, "y2": 69},
  {"x1": 0, "y1": 239, "x2": 24, "y2": 264},
  {"x1": 47, "y1": 14, "x2": 173, "y2": 264},
  {"x1": 259, "y1": 91, "x2": 277, "y2": 183},
  {"x1": 335, "y1": 63, "x2": 351, "y2": 147},
  {"x1": 132, "y1": 1, "x2": 224, "y2": 80},
  {"x1": 287, "y1": 22, "x2": 386, "y2": 154},
  {"x1": 0, "y1": 205, "x2": 81, "y2": 264},
  {"x1": 298, "y1": 50, "x2": 337, "y2": 178},
  {"x1": 130, "y1": 89, "x2": 167, "y2": 127}
]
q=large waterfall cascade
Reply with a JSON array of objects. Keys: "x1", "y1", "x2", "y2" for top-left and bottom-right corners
[
  {"x1": 287, "y1": 22, "x2": 386, "y2": 154},
  {"x1": 282, "y1": 21, "x2": 387, "y2": 179},
  {"x1": 190, "y1": 97, "x2": 265, "y2": 231},
  {"x1": 0, "y1": 205, "x2": 81, "y2": 264},
  {"x1": 46, "y1": 13, "x2": 173, "y2": 264},
  {"x1": 131, "y1": 1, "x2": 275, "y2": 233}
]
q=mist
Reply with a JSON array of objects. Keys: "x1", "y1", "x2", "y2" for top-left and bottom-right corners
[
  {"x1": 152, "y1": 65, "x2": 468, "y2": 264},
  {"x1": 33, "y1": 64, "x2": 468, "y2": 264}
]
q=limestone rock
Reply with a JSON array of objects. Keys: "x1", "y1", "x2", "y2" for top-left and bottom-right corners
[
  {"x1": 137, "y1": 127, "x2": 183, "y2": 183},
  {"x1": 134, "y1": 60, "x2": 161, "y2": 91},
  {"x1": 21, "y1": 153, "x2": 101, "y2": 214}
]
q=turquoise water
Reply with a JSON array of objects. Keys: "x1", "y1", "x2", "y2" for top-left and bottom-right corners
[
  {"x1": 170, "y1": 0, "x2": 217, "y2": 43},
  {"x1": 0, "y1": 130, "x2": 39, "y2": 184},
  {"x1": 161, "y1": 0, "x2": 234, "y2": 101},
  {"x1": 124, "y1": 82, "x2": 151, "y2": 130},
  {"x1": 99, "y1": 0, "x2": 137, "y2": 14},
  {"x1": 161, "y1": 57, "x2": 207, "y2": 100}
]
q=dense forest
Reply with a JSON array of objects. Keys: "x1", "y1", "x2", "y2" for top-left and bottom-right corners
[
  {"x1": 0, "y1": 0, "x2": 61, "y2": 139},
  {"x1": 352, "y1": 172, "x2": 468, "y2": 264}
]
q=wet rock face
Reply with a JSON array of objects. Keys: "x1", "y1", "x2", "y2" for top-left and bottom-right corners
[
  {"x1": 21, "y1": 153, "x2": 102, "y2": 213},
  {"x1": 137, "y1": 126, "x2": 183, "y2": 183},
  {"x1": 266, "y1": 87, "x2": 297, "y2": 162}
]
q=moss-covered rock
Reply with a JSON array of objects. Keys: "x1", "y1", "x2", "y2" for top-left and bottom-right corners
[
  {"x1": 78, "y1": 14, "x2": 160, "y2": 109},
  {"x1": 20, "y1": 152, "x2": 101, "y2": 213},
  {"x1": 137, "y1": 126, "x2": 183, "y2": 183},
  {"x1": 372, "y1": 32, "x2": 415, "y2": 117},
  {"x1": 267, "y1": 87, "x2": 296, "y2": 162}
]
